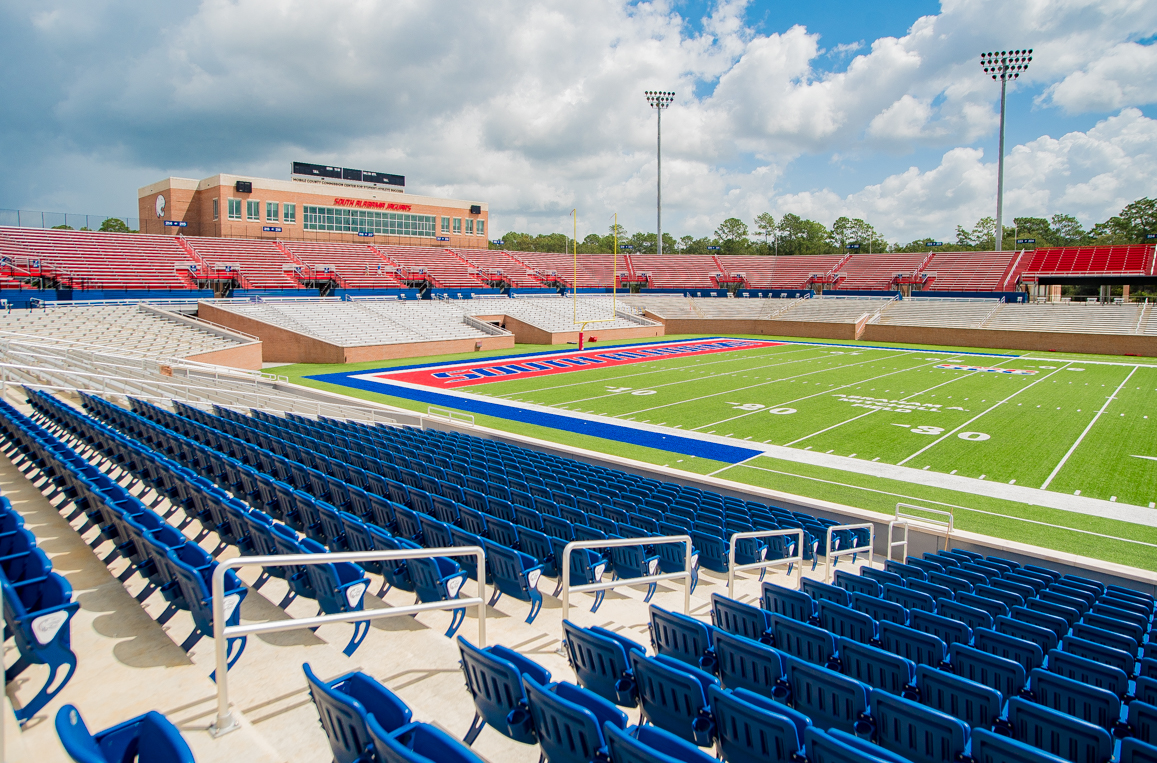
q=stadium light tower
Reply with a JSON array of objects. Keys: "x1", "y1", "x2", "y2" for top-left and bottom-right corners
[
  {"x1": 980, "y1": 49, "x2": 1032, "y2": 252},
  {"x1": 645, "y1": 90, "x2": 675, "y2": 255}
]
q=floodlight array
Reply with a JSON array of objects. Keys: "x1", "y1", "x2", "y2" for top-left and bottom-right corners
[
  {"x1": 645, "y1": 90, "x2": 675, "y2": 109},
  {"x1": 980, "y1": 49, "x2": 1032, "y2": 81}
]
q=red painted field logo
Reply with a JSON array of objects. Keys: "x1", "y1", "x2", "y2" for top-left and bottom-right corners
[
  {"x1": 935, "y1": 364, "x2": 1037, "y2": 375},
  {"x1": 379, "y1": 338, "x2": 784, "y2": 388}
]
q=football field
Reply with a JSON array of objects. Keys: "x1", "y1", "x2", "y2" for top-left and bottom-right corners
[{"x1": 464, "y1": 340, "x2": 1157, "y2": 505}]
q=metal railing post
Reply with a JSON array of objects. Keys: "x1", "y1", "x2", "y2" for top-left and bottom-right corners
[
  {"x1": 823, "y1": 523, "x2": 875, "y2": 583},
  {"x1": 561, "y1": 535, "x2": 693, "y2": 623},
  {"x1": 209, "y1": 545, "x2": 485, "y2": 738},
  {"x1": 887, "y1": 520, "x2": 909, "y2": 563},
  {"x1": 727, "y1": 529, "x2": 805, "y2": 596}
]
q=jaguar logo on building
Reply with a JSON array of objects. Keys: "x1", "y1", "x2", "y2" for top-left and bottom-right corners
[{"x1": 155, "y1": 195, "x2": 166, "y2": 218}]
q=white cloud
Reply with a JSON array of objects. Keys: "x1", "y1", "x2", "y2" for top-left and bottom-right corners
[{"x1": 0, "y1": 0, "x2": 1155, "y2": 239}]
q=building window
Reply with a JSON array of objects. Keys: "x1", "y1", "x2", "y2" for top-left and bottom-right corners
[
  {"x1": 284, "y1": 203, "x2": 296, "y2": 224},
  {"x1": 465, "y1": 219, "x2": 474, "y2": 235},
  {"x1": 212, "y1": 198, "x2": 219, "y2": 221},
  {"x1": 228, "y1": 198, "x2": 242, "y2": 220},
  {"x1": 453, "y1": 218, "x2": 462, "y2": 233},
  {"x1": 302, "y1": 205, "x2": 437, "y2": 237},
  {"x1": 246, "y1": 200, "x2": 260, "y2": 221},
  {"x1": 477, "y1": 219, "x2": 484, "y2": 236},
  {"x1": 266, "y1": 201, "x2": 279, "y2": 221},
  {"x1": 441, "y1": 216, "x2": 450, "y2": 233}
]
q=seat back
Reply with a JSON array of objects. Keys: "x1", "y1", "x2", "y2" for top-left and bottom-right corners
[
  {"x1": 916, "y1": 664, "x2": 1001, "y2": 731},
  {"x1": 974, "y1": 628, "x2": 1044, "y2": 674},
  {"x1": 522, "y1": 679, "x2": 611, "y2": 763},
  {"x1": 871, "y1": 691, "x2": 968, "y2": 763},
  {"x1": 851, "y1": 592, "x2": 907, "y2": 625},
  {"x1": 839, "y1": 638, "x2": 914, "y2": 695},
  {"x1": 709, "y1": 684, "x2": 804, "y2": 763},
  {"x1": 368, "y1": 719, "x2": 486, "y2": 763},
  {"x1": 603, "y1": 723, "x2": 717, "y2": 763},
  {"x1": 457, "y1": 637, "x2": 536, "y2": 743},
  {"x1": 970, "y1": 728, "x2": 1088, "y2": 763},
  {"x1": 713, "y1": 630, "x2": 785, "y2": 695},
  {"x1": 1030, "y1": 668, "x2": 1120, "y2": 733},
  {"x1": 303, "y1": 663, "x2": 375, "y2": 763},
  {"x1": 802, "y1": 578, "x2": 850, "y2": 607},
  {"x1": 783, "y1": 655, "x2": 870, "y2": 735},
  {"x1": 770, "y1": 614, "x2": 836, "y2": 667},
  {"x1": 910, "y1": 609, "x2": 972, "y2": 650},
  {"x1": 630, "y1": 652, "x2": 716, "y2": 746},
  {"x1": 710, "y1": 593, "x2": 771, "y2": 642},
  {"x1": 1046, "y1": 649, "x2": 1129, "y2": 699},
  {"x1": 561, "y1": 620, "x2": 642, "y2": 707},
  {"x1": 649, "y1": 606, "x2": 715, "y2": 672},
  {"x1": 1006, "y1": 697, "x2": 1113, "y2": 763},
  {"x1": 835, "y1": 570, "x2": 882, "y2": 597},
  {"x1": 761, "y1": 582, "x2": 813, "y2": 623},
  {"x1": 818, "y1": 599, "x2": 876, "y2": 645},
  {"x1": 804, "y1": 727, "x2": 904, "y2": 763}
]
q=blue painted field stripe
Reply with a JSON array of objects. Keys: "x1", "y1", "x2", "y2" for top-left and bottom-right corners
[{"x1": 307, "y1": 372, "x2": 763, "y2": 464}]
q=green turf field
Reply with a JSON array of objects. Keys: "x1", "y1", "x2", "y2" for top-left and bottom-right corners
[{"x1": 280, "y1": 334, "x2": 1157, "y2": 569}]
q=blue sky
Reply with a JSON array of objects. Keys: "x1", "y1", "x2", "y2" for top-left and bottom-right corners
[{"x1": 0, "y1": 0, "x2": 1154, "y2": 243}]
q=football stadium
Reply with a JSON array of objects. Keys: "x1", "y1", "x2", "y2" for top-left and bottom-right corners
[{"x1": 4, "y1": 6, "x2": 1157, "y2": 763}]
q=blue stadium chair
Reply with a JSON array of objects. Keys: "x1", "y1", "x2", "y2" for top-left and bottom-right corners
[
  {"x1": 762, "y1": 582, "x2": 814, "y2": 623},
  {"x1": 1005, "y1": 697, "x2": 1112, "y2": 763},
  {"x1": 609, "y1": 542, "x2": 661, "y2": 602},
  {"x1": 840, "y1": 637, "x2": 916, "y2": 697},
  {"x1": 1046, "y1": 649, "x2": 1130, "y2": 700},
  {"x1": 2, "y1": 572, "x2": 77, "y2": 725},
  {"x1": 630, "y1": 652, "x2": 717, "y2": 747},
  {"x1": 1029, "y1": 667, "x2": 1122, "y2": 737},
  {"x1": 804, "y1": 727, "x2": 909, "y2": 763},
  {"x1": 974, "y1": 628, "x2": 1044, "y2": 673},
  {"x1": 995, "y1": 614, "x2": 1058, "y2": 655},
  {"x1": 915, "y1": 664, "x2": 1001, "y2": 732},
  {"x1": 937, "y1": 597, "x2": 994, "y2": 632},
  {"x1": 771, "y1": 613, "x2": 838, "y2": 667},
  {"x1": 783, "y1": 655, "x2": 872, "y2": 735},
  {"x1": 458, "y1": 636, "x2": 550, "y2": 745},
  {"x1": 835, "y1": 569, "x2": 882, "y2": 597},
  {"x1": 819, "y1": 599, "x2": 877, "y2": 645},
  {"x1": 951, "y1": 643, "x2": 1026, "y2": 702},
  {"x1": 303, "y1": 662, "x2": 412, "y2": 763},
  {"x1": 911, "y1": 609, "x2": 973, "y2": 650},
  {"x1": 649, "y1": 605, "x2": 717, "y2": 673},
  {"x1": 367, "y1": 718, "x2": 486, "y2": 763},
  {"x1": 653, "y1": 536, "x2": 698, "y2": 595},
  {"x1": 689, "y1": 530, "x2": 729, "y2": 574},
  {"x1": 975, "y1": 583, "x2": 1025, "y2": 612},
  {"x1": 562, "y1": 619, "x2": 646, "y2": 707},
  {"x1": 406, "y1": 553, "x2": 469, "y2": 638},
  {"x1": 1026, "y1": 597, "x2": 1080, "y2": 628},
  {"x1": 711, "y1": 593, "x2": 772, "y2": 643},
  {"x1": 298, "y1": 537, "x2": 371, "y2": 655},
  {"x1": 871, "y1": 691, "x2": 968, "y2": 763},
  {"x1": 712, "y1": 630, "x2": 787, "y2": 696},
  {"x1": 523, "y1": 678, "x2": 629, "y2": 763},
  {"x1": 603, "y1": 723, "x2": 718, "y2": 763},
  {"x1": 485, "y1": 542, "x2": 544, "y2": 624},
  {"x1": 55, "y1": 704, "x2": 195, "y2": 763},
  {"x1": 1011, "y1": 605, "x2": 1069, "y2": 642},
  {"x1": 568, "y1": 547, "x2": 611, "y2": 613},
  {"x1": 709, "y1": 684, "x2": 808, "y2": 763},
  {"x1": 929, "y1": 571, "x2": 973, "y2": 598},
  {"x1": 885, "y1": 583, "x2": 936, "y2": 613},
  {"x1": 1062, "y1": 633, "x2": 1136, "y2": 677},
  {"x1": 1078, "y1": 613, "x2": 1144, "y2": 652},
  {"x1": 1120, "y1": 738, "x2": 1157, "y2": 763},
  {"x1": 1128, "y1": 700, "x2": 1157, "y2": 748},
  {"x1": 968, "y1": 728, "x2": 1070, "y2": 763},
  {"x1": 878, "y1": 621, "x2": 947, "y2": 669},
  {"x1": 802, "y1": 577, "x2": 851, "y2": 607}
]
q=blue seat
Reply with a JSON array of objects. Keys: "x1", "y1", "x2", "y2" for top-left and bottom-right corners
[
  {"x1": 303, "y1": 662, "x2": 413, "y2": 763},
  {"x1": 523, "y1": 678, "x2": 629, "y2": 763},
  {"x1": 1006, "y1": 697, "x2": 1112, "y2": 763},
  {"x1": 852, "y1": 592, "x2": 907, "y2": 626},
  {"x1": 840, "y1": 637, "x2": 915, "y2": 696},
  {"x1": 1129, "y1": 700, "x2": 1157, "y2": 747},
  {"x1": 2, "y1": 572, "x2": 78, "y2": 723},
  {"x1": 458, "y1": 636, "x2": 551, "y2": 745},
  {"x1": 1046, "y1": 649, "x2": 1130, "y2": 699},
  {"x1": 712, "y1": 630, "x2": 787, "y2": 696},
  {"x1": 974, "y1": 628, "x2": 1043, "y2": 674},
  {"x1": 406, "y1": 553, "x2": 469, "y2": 638},
  {"x1": 995, "y1": 615, "x2": 1059, "y2": 655},
  {"x1": 55, "y1": 704, "x2": 195, "y2": 763},
  {"x1": 761, "y1": 582, "x2": 814, "y2": 623},
  {"x1": 486, "y1": 542, "x2": 544, "y2": 624},
  {"x1": 609, "y1": 543, "x2": 661, "y2": 603},
  {"x1": 711, "y1": 593, "x2": 772, "y2": 643},
  {"x1": 871, "y1": 691, "x2": 968, "y2": 763},
  {"x1": 885, "y1": 583, "x2": 935, "y2": 613},
  {"x1": 367, "y1": 718, "x2": 486, "y2": 763},
  {"x1": 568, "y1": 547, "x2": 611, "y2": 613},
  {"x1": 770, "y1": 613, "x2": 837, "y2": 667},
  {"x1": 298, "y1": 537, "x2": 371, "y2": 655},
  {"x1": 835, "y1": 569, "x2": 882, "y2": 597},
  {"x1": 782, "y1": 655, "x2": 871, "y2": 735},
  {"x1": 1030, "y1": 667, "x2": 1121, "y2": 736},
  {"x1": 819, "y1": 599, "x2": 876, "y2": 645},
  {"x1": 969, "y1": 728, "x2": 1071, "y2": 763},
  {"x1": 802, "y1": 578, "x2": 851, "y2": 607},
  {"x1": 951, "y1": 643, "x2": 1025, "y2": 702},
  {"x1": 804, "y1": 727, "x2": 908, "y2": 763},
  {"x1": 649, "y1": 605, "x2": 716, "y2": 673},
  {"x1": 630, "y1": 652, "x2": 717, "y2": 747},
  {"x1": 915, "y1": 664, "x2": 1001, "y2": 731},
  {"x1": 603, "y1": 723, "x2": 717, "y2": 763},
  {"x1": 709, "y1": 684, "x2": 809, "y2": 763},
  {"x1": 1061, "y1": 634, "x2": 1135, "y2": 677},
  {"x1": 911, "y1": 609, "x2": 972, "y2": 650},
  {"x1": 562, "y1": 619, "x2": 646, "y2": 707}
]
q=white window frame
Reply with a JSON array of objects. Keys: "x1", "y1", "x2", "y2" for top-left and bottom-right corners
[
  {"x1": 227, "y1": 198, "x2": 242, "y2": 221},
  {"x1": 212, "y1": 198, "x2": 219, "y2": 221},
  {"x1": 453, "y1": 218, "x2": 462, "y2": 234},
  {"x1": 477, "y1": 219, "x2": 484, "y2": 236},
  {"x1": 441, "y1": 216, "x2": 451, "y2": 233},
  {"x1": 246, "y1": 200, "x2": 261, "y2": 221},
  {"x1": 266, "y1": 201, "x2": 279, "y2": 222},
  {"x1": 283, "y1": 203, "x2": 296, "y2": 224}
]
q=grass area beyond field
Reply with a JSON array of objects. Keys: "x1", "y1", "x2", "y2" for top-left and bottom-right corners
[{"x1": 277, "y1": 334, "x2": 1157, "y2": 569}]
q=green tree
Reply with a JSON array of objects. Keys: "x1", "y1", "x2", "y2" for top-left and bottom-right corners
[
  {"x1": 776, "y1": 214, "x2": 829, "y2": 255},
  {"x1": 51, "y1": 224, "x2": 74, "y2": 230},
  {"x1": 753, "y1": 213, "x2": 776, "y2": 255},
  {"x1": 99, "y1": 218, "x2": 131, "y2": 233},
  {"x1": 714, "y1": 217, "x2": 750, "y2": 255},
  {"x1": 678, "y1": 236, "x2": 711, "y2": 254},
  {"x1": 1049, "y1": 214, "x2": 1087, "y2": 245},
  {"x1": 1091, "y1": 197, "x2": 1157, "y2": 243}
]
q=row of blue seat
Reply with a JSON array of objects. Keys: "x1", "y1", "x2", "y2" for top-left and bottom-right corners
[
  {"x1": 55, "y1": 703, "x2": 196, "y2": 763},
  {"x1": 0, "y1": 483, "x2": 78, "y2": 725},
  {"x1": 5, "y1": 392, "x2": 252, "y2": 680}
]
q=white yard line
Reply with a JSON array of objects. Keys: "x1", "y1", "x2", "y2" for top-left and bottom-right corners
[
  {"x1": 1040, "y1": 366, "x2": 1139, "y2": 489},
  {"x1": 707, "y1": 451, "x2": 765, "y2": 477},
  {"x1": 896, "y1": 363, "x2": 1075, "y2": 466},
  {"x1": 783, "y1": 409, "x2": 880, "y2": 446}
]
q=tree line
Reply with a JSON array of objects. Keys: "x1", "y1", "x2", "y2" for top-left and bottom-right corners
[{"x1": 494, "y1": 197, "x2": 1156, "y2": 256}]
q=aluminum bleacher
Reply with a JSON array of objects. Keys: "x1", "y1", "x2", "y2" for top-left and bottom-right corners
[
  {"x1": 779, "y1": 296, "x2": 893, "y2": 323},
  {"x1": 280, "y1": 241, "x2": 401, "y2": 288},
  {"x1": 984, "y1": 302, "x2": 1146, "y2": 335},
  {"x1": 184, "y1": 237, "x2": 298, "y2": 288}
]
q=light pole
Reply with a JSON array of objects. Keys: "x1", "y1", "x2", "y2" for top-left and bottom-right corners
[
  {"x1": 980, "y1": 49, "x2": 1032, "y2": 252},
  {"x1": 645, "y1": 90, "x2": 675, "y2": 255}
]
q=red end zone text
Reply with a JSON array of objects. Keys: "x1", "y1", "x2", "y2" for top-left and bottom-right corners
[{"x1": 378, "y1": 339, "x2": 784, "y2": 388}]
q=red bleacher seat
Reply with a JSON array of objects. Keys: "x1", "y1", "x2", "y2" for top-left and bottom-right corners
[
  {"x1": 280, "y1": 241, "x2": 401, "y2": 288},
  {"x1": 832, "y1": 252, "x2": 928, "y2": 290},
  {"x1": 718, "y1": 254, "x2": 847, "y2": 289},
  {"x1": 1015, "y1": 245, "x2": 1154, "y2": 280},
  {"x1": 380, "y1": 246, "x2": 484, "y2": 287},
  {"x1": 917, "y1": 251, "x2": 1017, "y2": 292},
  {"x1": 183, "y1": 237, "x2": 298, "y2": 288},
  {"x1": 627, "y1": 255, "x2": 719, "y2": 289},
  {"x1": 453, "y1": 248, "x2": 537, "y2": 287},
  {"x1": 0, "y1": 228, "x2": 191, "y2": 289}
]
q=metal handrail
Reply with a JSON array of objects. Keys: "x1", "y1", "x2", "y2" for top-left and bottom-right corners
[
  {"x1": 209, "y1": 546, "x2": 486, "y2": 738},
  {"x1": 427, "y1": 406, "x2": 475, "y2": 427},
  {"x1": 561, "y1": 535, "x2": 693, "y2": 622},
  {"x1": 727, "y1": 529, "x2": 804, "y2": 596},
  {"x1": 888, "y1": 503, "x2": 954, "y2": 562},
  {"x1": 823, "y1": 523, "x2": 875, "y2": 583}
]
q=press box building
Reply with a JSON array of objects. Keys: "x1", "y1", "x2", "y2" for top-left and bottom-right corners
[{"x1": 137, "y1": 162, "x2": 489, "y2": 248}]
